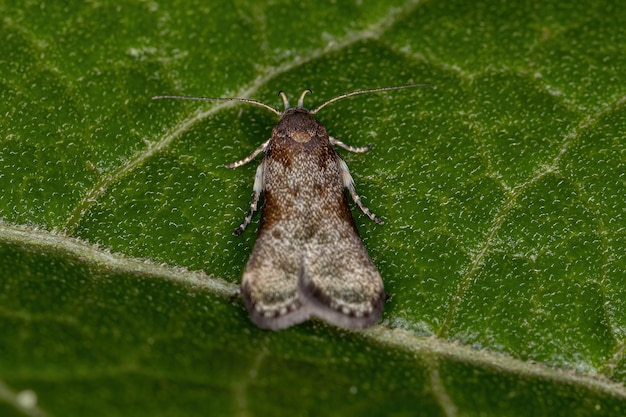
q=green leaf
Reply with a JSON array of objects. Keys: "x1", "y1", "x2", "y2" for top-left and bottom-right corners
[{"x1": 1, "y1": 0, "x2": 625, "y2": 416}]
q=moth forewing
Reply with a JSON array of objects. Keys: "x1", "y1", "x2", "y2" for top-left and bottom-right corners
[{"x1": 298, "y1": 223, "x2": 386, "y2": 329}]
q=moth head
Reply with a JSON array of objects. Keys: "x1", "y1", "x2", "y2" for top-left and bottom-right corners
[{"x1": 274, "y1": 107, "x2": 325, "y2": 144}]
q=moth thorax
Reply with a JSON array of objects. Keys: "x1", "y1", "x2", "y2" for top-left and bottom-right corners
[{"x1": 291, "y1": 131, "x2": 312, "y2": 143}]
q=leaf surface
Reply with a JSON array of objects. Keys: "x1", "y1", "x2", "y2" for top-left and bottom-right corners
[{"x1": 1, "y1": 0, "x2": 625, "y2": 416}]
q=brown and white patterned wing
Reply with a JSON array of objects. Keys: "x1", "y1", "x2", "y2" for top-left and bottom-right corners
[
  {"x1": 240, "y1": 227, "x2": 312, "y2": 330},
  {"x1": 299, "y1": 232, "x2": 385, "y2": 330}
]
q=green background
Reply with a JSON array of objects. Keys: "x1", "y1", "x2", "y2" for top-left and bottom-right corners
[{"x1": 1, "y1": 0, "x2": 625, "y2": 415}]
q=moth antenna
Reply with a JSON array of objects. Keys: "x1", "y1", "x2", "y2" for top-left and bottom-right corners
[
  {"x1": 152, "y1": 95, "x2": 282, "y2": 116},
  {"x1": 297, "y1": 89, "x2": 313, "y2": 108},
  {"x1": 278, "y1": 91, "x2": 290, "y2": 111},
  {"x1": 310, "y1": 83, "x2": 434, "y2": 114}
]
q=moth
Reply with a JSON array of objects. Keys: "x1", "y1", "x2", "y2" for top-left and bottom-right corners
[{"x1": 154, "y1": 84, "x2": 428, "y2": 330}]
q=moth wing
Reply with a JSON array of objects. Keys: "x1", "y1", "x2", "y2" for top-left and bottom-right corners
[
  {"x1": 299, "y1": 233, "x2": 385, "y2": 329},
  {"x1": 240, "y1": 231, "x2": 311, "y2": 330}
]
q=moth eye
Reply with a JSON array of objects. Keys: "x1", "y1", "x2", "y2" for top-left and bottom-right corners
[{"x1": 292, "y1": 131, "x2": 312, "y2": 143}]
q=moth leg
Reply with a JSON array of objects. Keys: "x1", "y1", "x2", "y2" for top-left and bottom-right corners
[
  {"x1": 337, "y1": 158, "x2": 384, "y2": 225},
  {"x1": 330, "y1": 136, "x2": 371, "y2": 153},
  {"x1": 225, "y1": 138, "x2": 271, "y2": 168},
  {"x1": 229, "y1": 288, "x2": 241, "y2": 302},
  {"x1": 233, "y1": 161, "x2": 264, "y2": 236}
]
